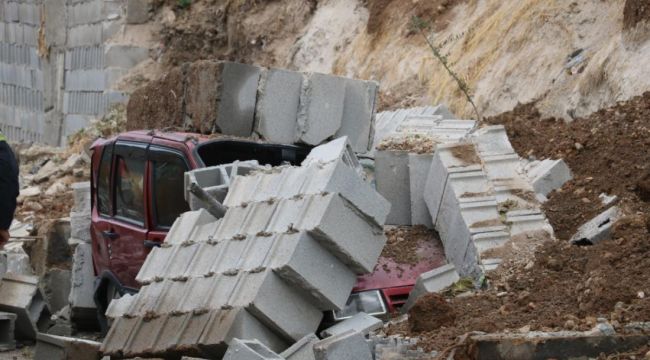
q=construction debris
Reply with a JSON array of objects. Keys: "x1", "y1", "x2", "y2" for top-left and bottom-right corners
[
  {"x1": 312, "y1": 330, "x2": 372, "y2": 360},
  {"x1": 100, "y1": 138, "x2": 389, "y2": 358},
  {"x1": 0, "y1": 312, "x2": 17, "y2": 351},
  {"x1": 0, "y1": 274, "x2": 51, "y2": 340},
  {"x1": 34, "y1": 333, "x2": 101, "y2": 360},
  {"x1": 319, "y1": 313, "x2": 382, "y2": 338},
  {"x1": 570, "y1": 206, "x2": 622, "y2": 245}
]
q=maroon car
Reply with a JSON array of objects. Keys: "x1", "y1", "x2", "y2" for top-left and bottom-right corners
[{"x1": 89, "y1": 130, "x2": 443, "y2": 328}]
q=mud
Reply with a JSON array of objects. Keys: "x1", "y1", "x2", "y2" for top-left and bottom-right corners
[
  {"x1": 382, "y1": 226, "x2": 443, "y2": 266},
  {"x1": 408, "y1": 293, "x2": 456, "y2": 332}
]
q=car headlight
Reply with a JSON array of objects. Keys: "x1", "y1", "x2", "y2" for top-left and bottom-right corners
[{"x1": 333, "y1": 290, "x2": 387, "y2": 321}]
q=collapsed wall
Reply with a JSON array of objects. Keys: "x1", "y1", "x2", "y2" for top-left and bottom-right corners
[{"x1": 0, "y1": 0, "x2": 151, "y2": 145}]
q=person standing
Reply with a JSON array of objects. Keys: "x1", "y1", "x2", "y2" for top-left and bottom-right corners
[{"x1": 0, "y1": 130, "x2": 19, "y2": 247}]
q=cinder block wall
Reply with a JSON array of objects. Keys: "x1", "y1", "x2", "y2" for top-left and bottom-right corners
[{"x1": 0, "y1": 0, "x2": 149, "y2": 146}]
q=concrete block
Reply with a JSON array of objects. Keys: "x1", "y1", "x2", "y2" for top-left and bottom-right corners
[
  {"x1": 0, "y1": 312, "x2": 16, "y2": 351},
  {"x1": 223, "y1": 338, "x2": 283, "y2": 360},
  {"x1": 70, "y1": 211, "x2": 91, "y2": 243},
  {"x1": 313, "y1": 330, "x2": 373, "y2": 360},
  {"x1": 67, "y1": 0, "x2": 103, "y2": 26},
  {"x1": 126, "y1": 0, "x2": 150, "y2": 24},
  {"x1": 409, "y1": 153, "x2": 434, "y2": 228},
  {"x1": 184, "y1": 160, "x2": 260, "y2": 210},
  {"x1": 224, "y1": 159, "x2": 390, "y2": 227},
  {"x1": 403, "y1": 264, "x2": 460, "y2": 311},
  {"x1": 104, "y1": 44, "x2": 149, "y2": 69},
  {"x1": 320, "y1": 312, "x2": 382, "y2": 338},
  {"x1": 375, "y1": 150, "x2": 411, "y2": 225},
  {"x1": 65, "y1": 46, "x2": 104, "y2": 70},
  {"x1": 528, "y1": 159, "x2": 572, "y2": 196},
  {"x1": 336, "y1": 79, "x2": 378, "y2": 152},
  {"x1": 472, "y1": 230, "x2": 511, "y2": 254},
  {"x1": 185, "y1": 60, "x2": 261, "y2": 135},
  {"x1": 472, "y1": 125, "x2": 514, "y2": 156},
  {"x1": 297, "y1": 73, "x2": 345, "y2": 146},
  {"x1": 69, "y1": 243, "x2": 97, "y2": 328},
  {"x1": 302, "y1": 136, "x2": 363, "y2": 177},
  {"x1": 71, "y1": 181, "x2": 91, "y2": 213},
  {"x1": 280, "y1": 334, "x2": 318, "y2": 360},
  {"x1": 63, "y1": 91, "x2": 107, "y2": 115},
  {"x1": 104, "y1": 293, "x2": 135, "y2": 320},
  {"x1": 254, "y1": 68, "x2": 302, "y2": 143},
  {"x1": 217, "y1": 193, "x2": 386, "y2": 274},
  {"x1": 35, "y1": 333, "x2": 101, "y2": 360},
  {"x1": 41, "y1": 269, "x2": 72, "y2": 313},
  {"x1": 67, "y1": 24, "x2": 103, "y2": 47},
  {"x1": 0, "y1": 273, "x2": 51, "y2": 340},
  {"x1": 570, "y1": 206, "x2": 621, "y2": 245},
  {"x1": 0, "y1": 250, "x2": 34, "y2": 276},
  {"x1": 505, "y1": 209, "x2": 553, "y2": 237},
  {"x1": 65, "y1": 69, "x2": 105, "y2": 91},
  {"x1": 164, "y1": 209, "x2": 218, "y2": 245},
  {"x1": 44, "y1": 0, "x2": 67, "y2": 46},
  {"x1": 18, "y1": 3, "x2": 40, "y2": 26},
  {"x1": 468, "y1": 331, "x2": 649, "y2": 360}
]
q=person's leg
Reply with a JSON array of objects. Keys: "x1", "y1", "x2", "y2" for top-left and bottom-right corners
[{"x1": 0, "y1": 141, "x2": 19, "y2": 249}]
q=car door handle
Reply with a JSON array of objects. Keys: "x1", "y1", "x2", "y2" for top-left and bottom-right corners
[
  {"x1": 143, "y1": 240, "x2": 161, "y2": 249},
  {"x1": 102, "y1": 231, "x2": 119, "y2": 240}
]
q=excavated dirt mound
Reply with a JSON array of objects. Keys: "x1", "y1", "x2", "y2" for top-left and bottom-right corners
[
  {"x1": 389, "y1": 92, "x2": 650, "y2": 353},
  {"x1": 408, "y1": 293, "x2": 456, "y2": 332}
]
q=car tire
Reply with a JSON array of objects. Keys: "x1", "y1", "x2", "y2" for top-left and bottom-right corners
[{"x1": 97, "y1": 279, "x2": 124, "y2": 335}]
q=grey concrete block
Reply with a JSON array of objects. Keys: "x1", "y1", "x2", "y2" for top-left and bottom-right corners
[
  {"x1": 0, "y1": 273, "x2": 51, "y2": 340},
  {"x1": 65, "y1": 69, "x2": 105, "y2": 91},
  {"x1": 505, "y1": 209, "x2": 553, "y2": 237},
  {"x1": 67, "y1": 0, "x2": 103, "y2": 26},
  {"x1": 44, "y1": 0, "x2": 67, "y2": 46},
  {"x1": 472, "y1": 125, "x2": 514, "y2": 156},
  {"x1": 223, "y1": 338, "x2": 283, "y2": 360},
  {"x1": 164, "y1": 209, "x2": 219, "y2": 245},
  {"x1": 408, "y1": 153, "x2": 434, "y2": 228},
  {"x1": 104, "y1": 293, "x2": 134, "y2": 321},
  {"x1": 0, "y1": 312, "x2": 16, "y2": 351},
  {"x1": 0, "y1": 250, "x2": 34, "y2": 276},
  {"x1": 301, "y1": 136, "x2": 363, "y2": 176},
  {"x1": 69, "y1": 243, "x2": 96, "y2": 326},
  {"x1": 18, "y1": 3, "x2": 40, "y2": 26},
  {"x1": 403, "y1": 264, "x2": 460, "y2": 311},
  {"x1": 71, "y1": 182, "x2": 91, "y2": 213},
  {"x1": 104, "y1": 44, "x2": 149, "y2": 69},
  {"x1": 65, "y1": 46, "x2": 104, "y2": 70},
  {"x1": 336, "y1": 79, "x2": 378, "y2": 153},
  {"x1": 320, "y1": 312, "x2": 382, "y2": 338},
  {"x1": 35, "y1": 333, "x2": 101, "y2": 360},
  {"x1": 67, "y1": 24, "x2": 102, "y2": 47},
  {"x1": 570, "y1": 206, "x2": 621, "y2": 245},
  {"x1": 280, "y1": 334, "x2": 318, "y2": 360},
  {"x1": 184, "y1": 160, "x2": 260, "y2": 210},
  {"x1": 63, "y1": 91, "x2": 107, "y2": 115},
  {"x1": 528, "y1": 159, "x2": 572, "y2": 196},
  {"x1": 254, "y1": 68, "x2": 302, "y2": 144},
  {"x1": 70, "y1": 211, "x2": 91, "y2": 243},
  {"x1": 185, "y1": 61, "x2": 261, "y2": 135},
  {"x1": 297, "y1": 73, "x2": 345, "y2": 146},
  {"x1": 375, "y1": 150, "x2": 411, "y2": 225},
  {"x1": 41, "y1": 269, "x2": 72, "y2": 314},
  {"x1": 224, "y1": 159, "x2": 390, "y2": 227},
  {"x1": 314, "y1": 330, "x2": 372, "y2": 360},
  {"x1": 126, "y1": 0, "x2": 150, "y2": 24}
]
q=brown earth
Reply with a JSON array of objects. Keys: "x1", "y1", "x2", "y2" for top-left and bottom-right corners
[
  {"x1": 366, "y1": 0, "x2": 465, "y2": 35},
  {"x1": 408, "y1": 293, "x2": 456, "y2": 332},
  {"x1": 382, "y1": 226, "x2": 443, "y2": 266},
  {"x1": 376, "y1": 135, "x2": 437, "y2": 154},
  {"x1": 390, "y1": 92, "x2": 650, "y2": 355},
  {"x1": 623, "y1": 0, "x2": 650, "y2": 30}
]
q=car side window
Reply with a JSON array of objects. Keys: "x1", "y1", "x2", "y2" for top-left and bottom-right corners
[
  {"x1": 97, "y1": 145, "x2": 113, "y2": 216},
  {"x1": 151, "y1": 151, "x2": 190, "y2": 228},
  {"x1": 114, "y1": 155, "x2": 146, "y2": 224}
]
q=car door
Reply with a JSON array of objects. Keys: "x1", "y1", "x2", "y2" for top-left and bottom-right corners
[
  {"x1": 106, "y1": 140, "x2": 150, "y2": 289},
  {"x1": 146, "y1": 145, "x2": 191, "y2": 246}
]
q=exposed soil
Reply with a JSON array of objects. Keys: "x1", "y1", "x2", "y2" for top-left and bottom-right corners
[
  {"x1": 623, "y1": 0, "x2": 650, "y2": 30},
  {"x1": 388, "y1": 92, "x2": 650, "y2": 355},
  {"x1": 408, "y1": 293, "x2": 456, "y2": 332},
  {"x1": 382, "y1": 226, "x2": 442, "y2": 266},
  {"x1": 450, "y1": 144, "x2": 480, "y2": 165},
  {"x1": 366, "y1": 0, "x2": 465, "y2": 35},
  {"x1": 376, "y1": 135, "x2": 437, "y2": 154}
]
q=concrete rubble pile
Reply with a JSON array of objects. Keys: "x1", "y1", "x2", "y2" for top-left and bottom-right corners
[
  {"x1": 100, "y1": 137, "x2": 390, "y2": 358},
  {"x1": 127, "y1": 61, "x2": 378, "y2": 152}
]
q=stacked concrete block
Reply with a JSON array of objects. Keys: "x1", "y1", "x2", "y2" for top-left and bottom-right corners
[
  {"x1": 296, "y1": 73, "x2": 346, "y2": 146},
  {"x1": 34, "y1": 333, "x2": 101, "y2": 360},
  {"x1": 0, "y1": 273, "x2": 51, "y2": 340},
  {"x1": 375, "y1": 150, "x2": 411, "y2": 225},
  {"x1": 313, "y1": 330, "x2": 373, "y2": 360},
  {"x1": 0, "y1": 312, "x2": 16, "y2": 351},
  {"x1": 301, "y1": 136, "x2": 364, "y2": 177},
  {"x1": 224, "y1": 338, "x2": 284, "y2": 360},
  {"x1": 335, "y1": 78, "x2": 378, "y2": 153},
  {"x1": 184, "y1": 160, "x2": 260, "y2": 210},
  {"x1": 185, "y1": 60, "x2": 261, "y2": 135},
  {"x1": 570, "y1": 206, "x2": 621, "y2": 245},
  {"x1": 403, "y1": 264, "x2": 460, "y2": 311},
  {"x1": 408, "y1": 153, "x2": 434, "y2": 228},
  {"x1": 280, "y1": 334, "x2": 318, "y2": 360},
  {"x1": 68, "y1": 243, "x2": 97, "y2": 329},
  {"x1": 320, "y1": 313, "x2": 382, "y2": 338},
  {"x1": 41, "y1": 269, "x2": 72, "y2": 313},
  {"x1": 102, "y1": 139, "x2": 388, "y2": 358}
]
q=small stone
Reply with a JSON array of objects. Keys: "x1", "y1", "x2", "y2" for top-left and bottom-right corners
[
  {"x1": 525, "y1": 261, "x2": 534, "y2": 270},
  {"x1": 564, "y1": 319, "x2": 576, "y2": 329},
  {"x1": 581, "y1": 197, "x2": 591, "y2": 203},
  {"x1": 638, "y1": 291, "x2": 645, "y2": 299},
  {"x1": 574, "y1": 142, "x2": 583, "y2": 150},
  {"x1": 497, "y1": 292, "x2": 508, "y2": 297},
  {"x1": 518, "y1": 325, "x2": 531, "y2": 333}
]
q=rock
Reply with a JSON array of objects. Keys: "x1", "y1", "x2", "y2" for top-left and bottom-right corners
[
  {"x1": 34, "y1": 161, "x2": 59, "y2": 184},
  {"x1": 18, "y1": 186, "x2": 41, "y2": 203},
  {"x1": 45, "y1": 181, "x2": 67, "y2": 196},
  {"x1": 59, "y1": 154, "x2": 84, "y2": 175}
]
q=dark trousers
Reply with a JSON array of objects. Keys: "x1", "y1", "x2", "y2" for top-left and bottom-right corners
[{"x1": 0, "y1": 141, "x2": 18, "y2": 230}]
